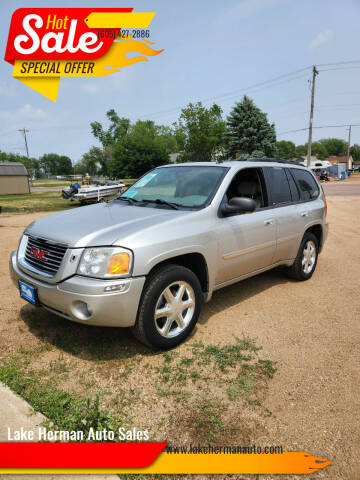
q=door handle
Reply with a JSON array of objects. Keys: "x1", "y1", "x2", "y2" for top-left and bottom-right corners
[
  {"x1": 300, "y1": 212, "x2": 309, "y2": 217},
  {"x1": 264, "y1": 219, "x2": 274, "y2": 225}
]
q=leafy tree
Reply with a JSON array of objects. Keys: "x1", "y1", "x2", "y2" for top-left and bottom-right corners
[
  {"x1": 174, "y1": 102, "x2": 226, "y2": 162},
  {"x1": 311, "y1": 142, "x2": 328, "y2": 160},
  {"x1": 251, "y1": 150, "x2": 265, "y2": 158},
  {"x1": 350, "y1": 144, "x2": 360, "y2": 162},
  {"x1": 77, "y1": 147, "x2": 102, "y2": 175},
  {"x1": 39, "y1": 153, "x2": 72, "y2": 175},
  {"x1": 318, "y1": 138, "x2": 347, "y2": 157},
  {"x1": 295, "y1": 144, "x2": 307, "y2": 157},
  {"x1": 108, "y1": 120, "x2": 170, "y2": 178},
  {"x1": 91, "y1": 109, "x2": 130, "y2": 148},
  {"x1": 275, "y1": 140, "x2": 296, "y2": 159},
  {"x1": 295, "y1": 142, "x2": 328, "y2": 160},
  {"x1": 226, "y1": 95, "x2": 276, "y2": 158}
]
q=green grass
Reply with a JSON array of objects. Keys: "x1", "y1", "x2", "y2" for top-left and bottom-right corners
[
  {"x1": 32, "y1": 182, "x2": 71, "y2": 188},
  {"x1": 0, "y1": 191, "x2": 78, "y2": 213},
  {"x1": 0, "y1": 355, "x2": 120, "y2": 437}
]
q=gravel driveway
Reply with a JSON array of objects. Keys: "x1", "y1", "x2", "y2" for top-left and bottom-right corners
[{"x1": 0, "y1": 178, "x2": 359, "y2": 479}]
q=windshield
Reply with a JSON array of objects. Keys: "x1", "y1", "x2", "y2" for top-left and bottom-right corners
[{"x1": 119, "y1": 166, "x2": 227, "y2": 208}]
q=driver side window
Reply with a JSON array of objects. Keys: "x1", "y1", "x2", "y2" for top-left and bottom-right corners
[{"x1": 225, "y1": 168, "x2": 268, "y2": 210}]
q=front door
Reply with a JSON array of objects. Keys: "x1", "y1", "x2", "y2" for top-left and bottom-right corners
[{"x1": 215, "y1": 167, "x2": 276, "y2": 286}]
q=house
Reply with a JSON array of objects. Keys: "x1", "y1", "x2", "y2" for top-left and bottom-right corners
[
  {"x1": 325, "y1": 156, "x2": 353, "y2": 169},
  {"x1": 0, "y1": 162, "x2": 30, "y2": 194}
]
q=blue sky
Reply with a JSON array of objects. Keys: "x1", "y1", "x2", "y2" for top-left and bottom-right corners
[{"x1": 1, "y1": 0, "x2": 360, "y2": 161}]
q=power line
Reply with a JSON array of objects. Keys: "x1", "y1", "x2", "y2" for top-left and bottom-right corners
[
  {"x1": 278, "y1": 124, "x2": 360, "y2": 135},
  {"x1": 137, "y1": 66, "x2": 313, "y2": 120}
]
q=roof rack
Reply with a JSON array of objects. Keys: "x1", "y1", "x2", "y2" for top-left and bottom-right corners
[{"x1": 232, "y1": 157, "x2": 305, "y2": 167}]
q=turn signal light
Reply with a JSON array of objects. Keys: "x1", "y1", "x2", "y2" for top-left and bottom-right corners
[{"x1": 107, "y1": 253, "x2": 130, "y2": 275}]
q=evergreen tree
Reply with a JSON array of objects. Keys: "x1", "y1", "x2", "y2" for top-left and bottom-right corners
[{"x1": 226, "y1": 96, "x2": 276, "y2": 158}]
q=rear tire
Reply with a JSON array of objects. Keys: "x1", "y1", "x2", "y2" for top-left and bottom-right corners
[
  {"x1": 286, "y1": 232, "x2": 318, "y2": 281},
  {"x1": 132, "y1": 264, "x2": 203, "y2": 349}
]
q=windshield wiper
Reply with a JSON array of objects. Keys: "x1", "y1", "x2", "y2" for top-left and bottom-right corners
[
  {"x1": 116, "y1": 196, "x2": 140, "y2": 206},
  {"x1": 141, "y1": 199, "x2": 180, "y2": 210}
]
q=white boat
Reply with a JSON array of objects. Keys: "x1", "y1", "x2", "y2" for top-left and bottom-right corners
[{"x1": 62, "y1": 181, "x2": 125, "y2": 203}]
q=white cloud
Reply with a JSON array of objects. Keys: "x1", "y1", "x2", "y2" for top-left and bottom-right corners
[
  {"x1": 17, "y1": 104, "x2": 48, "y2": 120},
  {"x1": 0, "y1": 104, "x2": 48, "y2": 136},
  {"x1": 309, "y1": 30, "x2": 334, "y2": 49}
]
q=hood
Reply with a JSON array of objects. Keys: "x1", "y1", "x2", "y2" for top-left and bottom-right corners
[{"x1": 25, "y1": 201, "x2": 188, "y2": 248}]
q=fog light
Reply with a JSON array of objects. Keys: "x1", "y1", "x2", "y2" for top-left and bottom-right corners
[
  {"x1": 71, "y1": 300, "x2": 93, "y2": 320},
  {"x1": 104, "y1": 283, "x2": 126, "y2": 292}
]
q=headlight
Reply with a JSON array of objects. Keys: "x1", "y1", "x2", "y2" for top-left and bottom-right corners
[{"x1": 77, "y1": 247, "x2": 132, "y2": 278}]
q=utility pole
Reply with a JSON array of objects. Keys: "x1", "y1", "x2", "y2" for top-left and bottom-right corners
[
  {"x1": 346, "y1": 125, "x2": 352, "y2": 171},
  {"x1": 18, "y1": 128, "x2": 31, "y2": 180},
  {"x1": 306, "y1": 66, "x2": 318, "y2": 168}
]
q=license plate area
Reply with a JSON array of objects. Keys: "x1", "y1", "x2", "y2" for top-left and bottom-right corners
[{"x1": 18, "y1": 280, "x2": 39, "y2": 306}]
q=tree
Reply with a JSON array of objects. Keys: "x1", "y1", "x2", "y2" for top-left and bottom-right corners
[
  {"x1": 91, "y1": 109, "x2": 130, "y2": 147},
  {"x1": 275, "y1": 140, "x2": 296, "y2": 159},
  {"x1": 108, "y1": 120, "x2": 170, "y2": 178},
  {"x1": 318, "y1": 138, "x2": 347, "y2": 157},
  {"x1": 295, "y1": 144, "x2": 307, "y2": 157},
  {"x1": 90, "y1": 110, "x2": 131, "y2": 175},
  {"x1": 295, "y1": 142, "x2": 328, "y2": 160},
  {"x1": 350, "y1": 144, "x2": 360, "y2": 162},
  {"x1": 226, "y1": 95, "x2": 276, "y2": 158},
  {"x1": 174, "y1": 102, "x2": 226, "y2": 162},
  {"x1": 311, "y1": 142, "x2": 328, "y2": 160},
  {"x1": 39, "y1": 153, "x2": 72, "y2": 175},
  {"x1": 77, "y1": 147, "x2": 102, "y2": 175}
]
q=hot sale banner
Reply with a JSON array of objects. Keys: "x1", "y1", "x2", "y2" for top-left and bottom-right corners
[{"x1": 4, "y1": 8, "x2": 164, "y2": 101}]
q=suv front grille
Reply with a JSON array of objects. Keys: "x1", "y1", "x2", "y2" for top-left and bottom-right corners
[{"x1": 24, "y1": 236, "x2": 67, "y2": 276}]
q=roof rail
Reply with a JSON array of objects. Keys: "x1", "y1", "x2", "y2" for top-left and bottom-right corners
[{"x1": 232, "y1": 157, "x2": 305, "y2": 167}]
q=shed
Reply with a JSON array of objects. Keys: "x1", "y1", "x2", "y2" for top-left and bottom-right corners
[{"x1": 0, "y1": 162, "x2": 30, "y2": 194}]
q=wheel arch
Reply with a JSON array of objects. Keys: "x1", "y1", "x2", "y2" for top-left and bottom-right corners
[
  {"x1": 146, "y1": 252, "x2": 209, "y2": 296},
  {"x1": 305, "y1": 224, "x2": 323, "y2": 252}
]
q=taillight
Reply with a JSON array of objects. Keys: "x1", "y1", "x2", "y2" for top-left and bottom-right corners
[{"x1": 324, "y1": 195, "x2": 327, "y2": 218}]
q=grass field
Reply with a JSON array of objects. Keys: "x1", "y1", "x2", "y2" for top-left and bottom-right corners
[
  {"x1": 0, "y1": 191, "x2": 78, "y2": 214},
  {"x1": 32, "y1": 181, "x2": 71, "y2": 188}
]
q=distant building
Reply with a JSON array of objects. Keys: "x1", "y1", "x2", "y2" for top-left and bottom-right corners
[
  {"x1": 325, "y1": 156, "x2": 353, "y2": 169},
  {"x1": 0, "y1": 162, "x2": 30, "y2": 194}
]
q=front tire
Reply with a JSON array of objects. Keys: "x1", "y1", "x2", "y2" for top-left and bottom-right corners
[
  {"x1": 132, "y1": 264, "x2": 203, "y2": 349},
  {"x1": 287, "y1": 232, "x2": 319, "y2": 281}
]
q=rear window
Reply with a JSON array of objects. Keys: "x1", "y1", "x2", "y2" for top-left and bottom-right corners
[
  {"x1": 291, "y1": 169, "x2": 319, "y2": 201},
  {"x1": 267, "y1": 167, "x2": 292, "y2": 204}
]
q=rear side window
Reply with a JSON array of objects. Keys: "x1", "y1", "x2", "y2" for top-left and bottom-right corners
[
  {"x1": 285, "y1": 169, "x2": 300, "y2": 201},
  {"x1": 291, "y1": 169, "x2": 319, "y2": 201},
  {"x1": 267, "y1": 167, "x2": 292, "y2": 204}
]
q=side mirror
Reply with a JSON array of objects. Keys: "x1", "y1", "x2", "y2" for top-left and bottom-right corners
[{"x1": 221, "y1": 196, "x2": 257, "y2": 216}]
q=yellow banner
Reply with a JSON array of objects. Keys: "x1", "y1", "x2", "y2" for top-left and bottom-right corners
[
  {"x1": 0, "y1": 452, "x2": 333, "y2": 475},
  {"x1": 13, "y1": 37, "x2": 163, "y2": 101},
  {"x1": 84, "y1": 12, "x2": 156, "y2": 28}
]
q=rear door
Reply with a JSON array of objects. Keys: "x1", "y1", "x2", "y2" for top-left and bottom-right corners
[
  {"x1": 263, "y1": 166, "x2": 301, "y2": 262},
  {"x1": 288, "y1": 167, "x2": 321, "y2": 242}
]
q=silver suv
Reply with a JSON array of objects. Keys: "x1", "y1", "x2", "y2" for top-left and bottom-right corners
[{"x1": 10, "y1": 160, "x2": 328, "y2": 349}]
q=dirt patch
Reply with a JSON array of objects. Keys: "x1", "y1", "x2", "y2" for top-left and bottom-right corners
[{"x1": 0, "y1": 192, "x2": 359, "y2": 478}]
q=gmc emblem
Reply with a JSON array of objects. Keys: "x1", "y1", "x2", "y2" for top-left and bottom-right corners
[{"x1": 29, "y1": 247, "x2": 48, "y2": 261}]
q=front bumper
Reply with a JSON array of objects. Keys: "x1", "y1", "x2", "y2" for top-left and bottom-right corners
[{"x1": 10, "y1": 251, "x2": 145, "y2": 327}]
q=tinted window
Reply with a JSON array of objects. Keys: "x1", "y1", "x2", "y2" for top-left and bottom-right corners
[
  {"x1": 285, "y1": 169, "x2": 300, "y2": 201},
  {"x1": 291, "y1": 169, "x2": 319, "y2": 201},
  {"x1": 267, "y1": 167, "x2": 292, "y2": 204}
]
